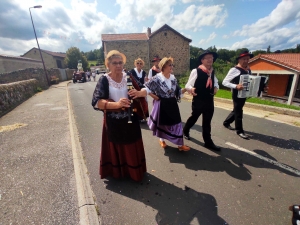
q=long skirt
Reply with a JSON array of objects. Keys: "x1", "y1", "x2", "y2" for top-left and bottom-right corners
[
  {"x1": 148, "y1": 100, "x2": 183, "y2": 146},
  {"x1": 100, "y1": 119, "x2": 147, "y2": 182}
]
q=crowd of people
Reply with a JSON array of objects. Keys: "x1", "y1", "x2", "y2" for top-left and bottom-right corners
[{"x1": 91, "y1": 49, "x2": 255, "y2": 182}]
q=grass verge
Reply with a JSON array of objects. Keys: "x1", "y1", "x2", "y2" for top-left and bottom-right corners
[
  {"x1": 177, "y1": 73, "x2": 300, "y2": 111},
  {"x1": 88, "y1": 60, "x2": 98, "y2": 66},
  {"x1": 216, "y1": 89, "x2": 300, "y2": 110}
]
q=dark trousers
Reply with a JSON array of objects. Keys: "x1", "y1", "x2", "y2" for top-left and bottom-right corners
[
  {"x1": 183, "y1": 99, "x2": 214, "y2": 144},
  {"x1": 223, "y1": 96, "x2": 246, "y2": 134}
]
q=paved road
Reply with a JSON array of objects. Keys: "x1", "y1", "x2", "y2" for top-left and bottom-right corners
[{"x1": 69, "y1": 76, "x2": 300, "y2": 225}]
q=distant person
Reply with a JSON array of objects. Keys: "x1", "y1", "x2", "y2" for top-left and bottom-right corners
[
  {"x1": 148, "y1": 55, "x2": 161, "y2": 80},
  {"x1": 86, "y1": 70, "x2": 91, "y2": 81},
  {"x1": 129, "y1": 58, "x2": 148, "y2": 122},
  {"x1": 91, "y1": 50, "x2": 147, "y2": 182},
  {"x1": 92, "y1": 71, "x2": 96, "y2": 81},
  {"x1": 129, "y1": 58, "x2": 147, "y2": 89},
  {"x1": 222, "y1": 50, "x2": 254, "y2": 140},
  {"x1": 72, "y1": 70, "x2": 77, "y2": 83},
  {"x1": 183, "y1": 50, "x2": 221, "y2": 151}
]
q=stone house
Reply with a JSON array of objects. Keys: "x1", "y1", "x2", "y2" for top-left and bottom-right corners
[
  {"x1": 102, "y1": 24, "x2": 192, "y2": 75},
  {"x1": 22, "y1": 47, "x2": 66, "y2": 69},
  {"x1": 0, "y1": 54, "x2": 42, "y2": 73},
  {"x1": 249, "y1": 53, "x2": 300, "y2": 105}
]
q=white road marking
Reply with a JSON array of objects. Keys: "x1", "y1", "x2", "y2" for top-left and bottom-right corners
[{"x1": 225, "y1": 142, "x2": 300, "y2": 176}]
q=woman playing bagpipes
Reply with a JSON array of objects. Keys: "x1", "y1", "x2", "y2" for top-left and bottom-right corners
[{"x1": 91, "y1": 50, "x2": 147, "y2": 182}]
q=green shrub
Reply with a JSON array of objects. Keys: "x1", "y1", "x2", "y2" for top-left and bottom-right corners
[
  {"x1": 36, "y1": 87, "x2": 42, "y2": 92},
  {"x1": 177, "y1": 70, "x2": 191, "y2": 88}
]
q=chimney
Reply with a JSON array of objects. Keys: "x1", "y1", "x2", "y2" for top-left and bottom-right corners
[{"x1": 147, "y1": 27, "x2": 151, "y2": 37}]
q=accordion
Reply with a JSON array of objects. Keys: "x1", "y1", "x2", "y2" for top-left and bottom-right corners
[{"x1": 238, "y1": 75, "x2": 267, "y2": 98}]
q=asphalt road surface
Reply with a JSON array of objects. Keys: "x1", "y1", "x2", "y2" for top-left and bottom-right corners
[{"x1": 68, "y1": 76, "x2": 300, "y2": 225}]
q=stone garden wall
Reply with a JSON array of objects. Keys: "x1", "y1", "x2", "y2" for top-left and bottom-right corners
[{"x1": 0, "y1": 79, "x2": 38, "y2": 117}]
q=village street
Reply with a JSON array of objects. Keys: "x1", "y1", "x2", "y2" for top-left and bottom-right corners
[{"x1": 69, "y1": 79, "x2": 300, "y2": 225}]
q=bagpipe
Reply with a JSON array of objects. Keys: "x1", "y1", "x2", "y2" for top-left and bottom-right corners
[
  {"x1": 126, "y1": 71, "x2": 149, "y2": 123},
  {"x1": 103, "y1": 72, "x2": 149, "y2": 124}
]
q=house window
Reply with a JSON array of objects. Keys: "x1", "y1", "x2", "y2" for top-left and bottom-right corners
[{"x1": 56, "y1": 60, "x2": 62, "y2": 68}]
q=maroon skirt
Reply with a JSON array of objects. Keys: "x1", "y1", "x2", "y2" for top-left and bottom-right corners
[{"x1": 100, "y1": 119, "x2": 147, "y2": 182}]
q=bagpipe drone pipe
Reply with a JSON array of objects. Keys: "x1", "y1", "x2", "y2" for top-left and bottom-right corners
[{"x1": 126, "y1": 71, "x2": 149, "y2": 122}]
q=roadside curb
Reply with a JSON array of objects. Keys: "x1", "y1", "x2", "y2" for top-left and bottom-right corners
[
  {"x1": 66, "y1": 81, "x2": 100, "y2": 225},
  {"x1": 183, "y1": 93, "x2": 300, "y2": 118}
]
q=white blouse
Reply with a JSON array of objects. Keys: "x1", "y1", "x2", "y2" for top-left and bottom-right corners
[
  {"x1": 134, "y1": 68, "x2": 144, "y2": 78},
  {"x1": 143, "y1": 72, "x2": 183, "y2": 97},
  {"x1": 106, "y1": 73, "x2": 128, "y2": 102}
]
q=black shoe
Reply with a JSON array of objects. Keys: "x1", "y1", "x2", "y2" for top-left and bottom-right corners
[
  {"x1": 183, "y1": 133, "x2": 190, "y2": 140},
  {"x1": 204, "y1": 143, "x2": 221, "y2": 151},
  {"x1": 238, "y1": 133, "x2": 250, "y2": 140},
  {"x1": 223, "y1": 124, "x2": 235, "y2": 130}
]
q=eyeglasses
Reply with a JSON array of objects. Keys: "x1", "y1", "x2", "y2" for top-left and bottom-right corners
[
  {"x1": 203, "y1": 57, "x2": 214, "y2": 60},
  {"x1": 168, "y1": 64, "x2": 174, "y2": 67},
  {"x1": 111, "y1": 61, "x2": 123, "y2": 66},
  {"x1": 136, "y1": 62, "x2": 143, "y2": 65}
]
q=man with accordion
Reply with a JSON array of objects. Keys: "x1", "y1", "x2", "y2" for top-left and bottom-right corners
[{"x1": 222, "y1": 50, "x2": 254, "y2": 140}]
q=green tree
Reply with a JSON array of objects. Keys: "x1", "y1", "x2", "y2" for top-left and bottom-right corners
[
  {"x1": 87, "y1": 50, "x2": 96, "y2": 60},
  {"x1": 252, "y1": 50, "x2": 267, "y2": 56},
  {"x1": 296, "y1": 44, "x2": 300, "y2": 53},
  {"x1": 64, "y1": 47, "x2": 89, "y2": 71},
  {"x1": 207, "y1": 45, "x2": 217, "y2": 53},
  {"x1": 190, "y1": 45, "x2": 203, "y2": 59},
  {"x1": 217, "y1": 49, "x2": 235, "y2": 62},
  {"x1": 99, "y1": 46, "x2": 104, "y2": 64}
]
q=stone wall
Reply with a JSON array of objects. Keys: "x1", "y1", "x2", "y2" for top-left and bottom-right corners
[
  {"x1": 66, "y1": 69, "x2": 76, "y2": 80},
  {"x1": 0, "y1": 68, "x2": 63, "y2": 89},
  {"x1": 0, "y1": 57, "x2": 42, "y2": 73},
  {"x1": 104, "y1": 40, "x2": 150, "y2": 73},
  {"x1": 149, "y1": 30, "x2": 190, "y2": 75},
  {"x1": 0, "y1": 79, "x2": 38, "y2": 117}
]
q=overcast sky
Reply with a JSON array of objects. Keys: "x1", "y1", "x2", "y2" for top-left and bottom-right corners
[{"x1": 0, "y1": 0, "x2": 299, "y2": 56}]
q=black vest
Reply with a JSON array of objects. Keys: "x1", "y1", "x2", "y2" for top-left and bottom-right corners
[
  {"x1": 193, "y1": 68, "x2": 215, "y2": 101},
  {"x1": 130, "y1": 69, "x2": 146, "y2": 89},
  {"x1": 231, "y1": 67, "x2": 251, "y2": 97},
  {"x1": 152, "y1": 69, "x2": 159, "y2": 77}
]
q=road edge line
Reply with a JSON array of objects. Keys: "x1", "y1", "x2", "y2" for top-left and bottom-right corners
[
  {"x1": 225, "y1": 142, "x2": 300, "y2": 176},
  {"x1": 66, "y1": 82, "x2": 100, "y2": 225}
]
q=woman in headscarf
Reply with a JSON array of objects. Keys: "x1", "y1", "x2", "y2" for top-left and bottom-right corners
[
  {"x1": 129, "y1": 57, "x2": 190, "y2": 151},
  {"x1": 91, "y1": 50, "x2": 146, "y2": 182}
]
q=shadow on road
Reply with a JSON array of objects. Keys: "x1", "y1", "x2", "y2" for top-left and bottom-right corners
[
  {"x1": 246, "y1": 131, "x2": 300, "y2": 151},
  {"x1": 104, "y1": 174, "x2": 228, "y2": 225},
  {"x1": 164, "y1": 146, "x2": 252, "y2": 181},
  {"x1": 178, "y1": 123, "x2": 299, "y2": 177},
  {"x1": 216, "y1": 148, "x2": 300, "y2": 178},
  {"x1": 164, "y1": 142, "x2": 299, "y2": 179}
]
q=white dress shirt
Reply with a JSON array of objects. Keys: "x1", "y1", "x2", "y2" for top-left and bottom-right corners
[
  {"x1": 148, "y1": 69, "x2": 153, "y2": 79},
  {"x1": 185, "y1": 68, "x2": 219, "y2": 91},
  {"x1": 222, "y1": 67, "x2": 248, "y2": 89}
]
